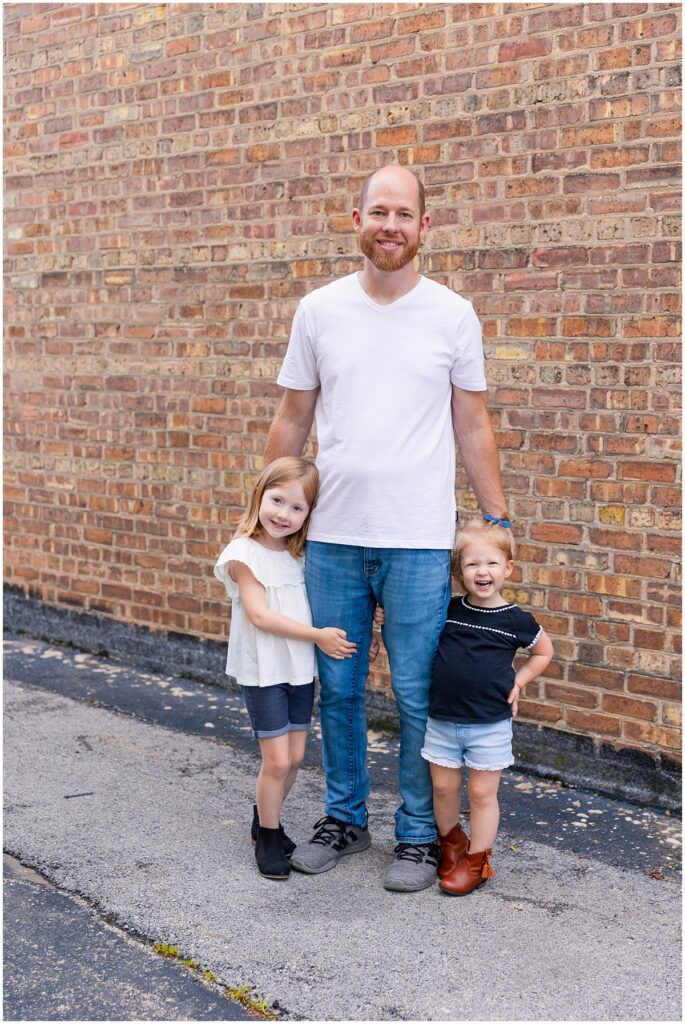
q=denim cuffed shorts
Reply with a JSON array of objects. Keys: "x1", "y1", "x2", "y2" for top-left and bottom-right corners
[
  {"x1": 241, "y1": 681, "x2": 315, "y2": 740},
  {"x1": 421, "y1": 715, "x2": 514, "y2": 772}
]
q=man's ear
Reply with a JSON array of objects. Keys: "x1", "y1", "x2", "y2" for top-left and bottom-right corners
[{"x1": 351, "y1": 208, "x2": 361, "y2": 230}]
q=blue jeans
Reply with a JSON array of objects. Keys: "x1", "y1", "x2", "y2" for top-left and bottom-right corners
[{"x1": 305, "y1": 542, "x2": 451, "y2": 844}]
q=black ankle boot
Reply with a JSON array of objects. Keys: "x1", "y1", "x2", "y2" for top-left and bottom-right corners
[
  {"x1": 251, "y1": 805, "x2": 296, "y2": 859},
  {"x1": 255, "y1": 826, "x2": 290, "y2": 880}
]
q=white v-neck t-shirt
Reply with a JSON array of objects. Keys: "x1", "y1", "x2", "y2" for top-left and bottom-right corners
[{"x1": 277, "y1": 273, "x2": 487, "y2": 549}]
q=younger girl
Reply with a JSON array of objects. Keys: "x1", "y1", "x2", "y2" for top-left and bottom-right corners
[
  {"x1": 214, "y1": 457, "x2": 356, "y2": 881},
  {"x1": 421, "y1": 517, "x2": 554, "y2": 896}
]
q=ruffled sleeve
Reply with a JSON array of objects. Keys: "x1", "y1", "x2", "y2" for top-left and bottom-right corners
[
  {"x1": 214, "y1": 537, "x2": 262, "y2": 599},
  {"x1": 214, "y1": 537, "x2": 304, "y2": 599},
  {"x1": 513, "y1": 608, "x2": 544, "y2": 651}
]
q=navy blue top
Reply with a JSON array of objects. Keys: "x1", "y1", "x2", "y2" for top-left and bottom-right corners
[{"x1": 429, "y1": 596, "x2": 543, "y2": 724}]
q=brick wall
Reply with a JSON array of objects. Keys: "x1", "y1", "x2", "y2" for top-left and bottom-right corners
[{"x1": 4, "y1": 3, "x2": 681, "y2": 768}]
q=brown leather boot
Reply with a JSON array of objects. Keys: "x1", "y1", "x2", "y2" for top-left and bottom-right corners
[
  {"x1": 437, "y1": 822, "x2": 469, "y2": 879},
  {"x1": 439, "y1": 847, "x2": 495, "y2": 896}
]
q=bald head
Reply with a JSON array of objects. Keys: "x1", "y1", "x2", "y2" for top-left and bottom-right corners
[{"x1": 358, "y1": 165, "x2": 426, "y2": 220}]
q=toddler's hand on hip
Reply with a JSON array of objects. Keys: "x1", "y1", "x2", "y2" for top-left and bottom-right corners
[{"x1": 507, "y1": 682, "x2": 521, "y2": 719}]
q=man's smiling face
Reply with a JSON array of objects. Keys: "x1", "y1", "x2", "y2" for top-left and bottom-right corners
[{"x1": 353, "y1": 167, "x2": 429, "y2": 273}]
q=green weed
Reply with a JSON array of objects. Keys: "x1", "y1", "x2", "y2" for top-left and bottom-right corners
[{"x1": 154, "y1": 943, "x2": 277, "y2": 1019}]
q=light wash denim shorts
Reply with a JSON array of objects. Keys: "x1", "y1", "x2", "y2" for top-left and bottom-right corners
[{"x1": 421, "y1": 715, "x2": 514, "y2": 772}]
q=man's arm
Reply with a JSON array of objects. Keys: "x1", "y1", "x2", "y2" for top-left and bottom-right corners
[
  {"x1": 264, "y1": 387, "x2": 319, "y2": 464},
  {"x1": 451, "y1": 386, "x2": 509, "y2": 520}
]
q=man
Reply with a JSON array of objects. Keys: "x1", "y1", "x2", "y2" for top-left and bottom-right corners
[{"x1": 263, "y1": 164, "x2": 511, "y2": 891}]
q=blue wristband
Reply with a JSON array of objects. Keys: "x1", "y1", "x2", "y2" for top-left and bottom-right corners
[{"x1": 483, "y1": 513, "x2": 512, "y2": 528}]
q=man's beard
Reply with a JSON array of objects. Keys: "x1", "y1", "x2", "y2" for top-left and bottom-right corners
[{"x1": 358, "y1": 229, "x2": 421, "y2": 272}]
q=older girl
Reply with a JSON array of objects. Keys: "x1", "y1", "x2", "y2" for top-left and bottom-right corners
[{"x1": 215, "y1": 457, "x2": 355, "y2": 880}]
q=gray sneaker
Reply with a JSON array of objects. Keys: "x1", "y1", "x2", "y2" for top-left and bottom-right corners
[
  {"x1": 383, "y1": 842, "x2": 440, "y2": 892},
  {"x1": 290, "y1": 815, "x2": 371, "y2": 874}
]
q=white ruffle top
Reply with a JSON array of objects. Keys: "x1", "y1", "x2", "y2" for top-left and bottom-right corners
[{"x1": 213, "y1": 536, "x2": 316, "y2": 687}]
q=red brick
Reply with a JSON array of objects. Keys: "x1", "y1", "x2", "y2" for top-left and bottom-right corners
[
  {"x1": 602, "y1": 694, "x2": 658, "y2": 721},
  {"x1": 3, "y1": 1, "x2": 680, "y2": 771},
  {"x1": 566, "y1": 709, "x2": 622, "y2": 737},
  {"x1": 585, "y1": 574, "x2": 642, "y2": 598},
  {"x1": 619, "y1": 462, "x2": 677, "y2": 483},
  {"x1": 619, "y1": 14, "x2": 678, "y2": 41},
  {"x1": 519, "y1": 700, "x2": 564, "y2": 725},
  {"x1": 375, "y1": 126, "x2": 418, "y2": 147},
  {"x1": 323, "y1": 47, "x2": 365, "y2": 68},
  {"x1": 627, "y1": 674, "x2": 681, "y2": 701},
  {"x1": 398, "y1": 10, "x2": 446, "y2": 33},
  {"x1": 502, "y1": 270, "x2": 557, "y2": 290},
  {"x1": 564, "y1": 172, "x2": 622, "y2": 193},
  {"x1": 350, "y1": 18, "x2": 394, "y2": 42},
  {"x1": 622, "y1": 720, "x2": 681, "y2": 750},
  {"x1": 613, "y1": 555, "x2": 672, "y2": 579},
  {"x1": 546, "y1": 684, "x2": 599, "y2": 709},
  {"x1": 498, "y1": 37, "x2": 551, "y2": 62},
  {"x1": 529, "y1": 524, "x2": 583, "y2": 544},
  {"x1": 531, "y1": 248, "x2": 589, "y2": 268}
]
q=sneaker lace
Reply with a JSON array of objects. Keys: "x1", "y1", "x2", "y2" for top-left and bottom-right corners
[
  {"x1": 393, "y1": 842, "x2": 438, "y2": 865},
  {"x1": 310, "y1": 815, "x2": 348, "y2": 849}
]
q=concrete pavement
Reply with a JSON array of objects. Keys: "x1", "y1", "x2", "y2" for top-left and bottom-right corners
[{"x1": 3, "y1": 636, "x2": 682, "y2": 1021}]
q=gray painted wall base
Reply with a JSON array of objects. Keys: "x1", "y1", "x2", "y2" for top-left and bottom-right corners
[{"x1": 4, "y1": 587, "x2": 681, "y2": 811}]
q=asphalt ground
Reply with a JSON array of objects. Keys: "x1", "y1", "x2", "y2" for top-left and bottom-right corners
[
  {"x1": 3, "y1": 633, "x2": 682, "y2": 1021},
  {"x1": 3, "y1": 854, "x2": 254, "y2": 1021}
]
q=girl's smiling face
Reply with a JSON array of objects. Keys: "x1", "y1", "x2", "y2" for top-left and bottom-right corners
[
  {"x1": 459, "y1": 540, "x2": 514, "y2": 608},
  {"x1": 258, "y1": 480, "x2": 310, "y2": 550}
]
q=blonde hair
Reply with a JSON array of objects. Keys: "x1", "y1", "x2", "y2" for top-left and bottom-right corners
[
  {"x1": 453, "y1": 517, "x2": 514, "y2": 589},
  {"x1": 239, "y1": 457, "x2": 319, "y2": 558}
]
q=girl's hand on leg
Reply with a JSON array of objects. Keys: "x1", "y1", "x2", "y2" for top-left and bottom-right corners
[{"x1": 315, "y1": 627, "x2": 357, "y2": 659}]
